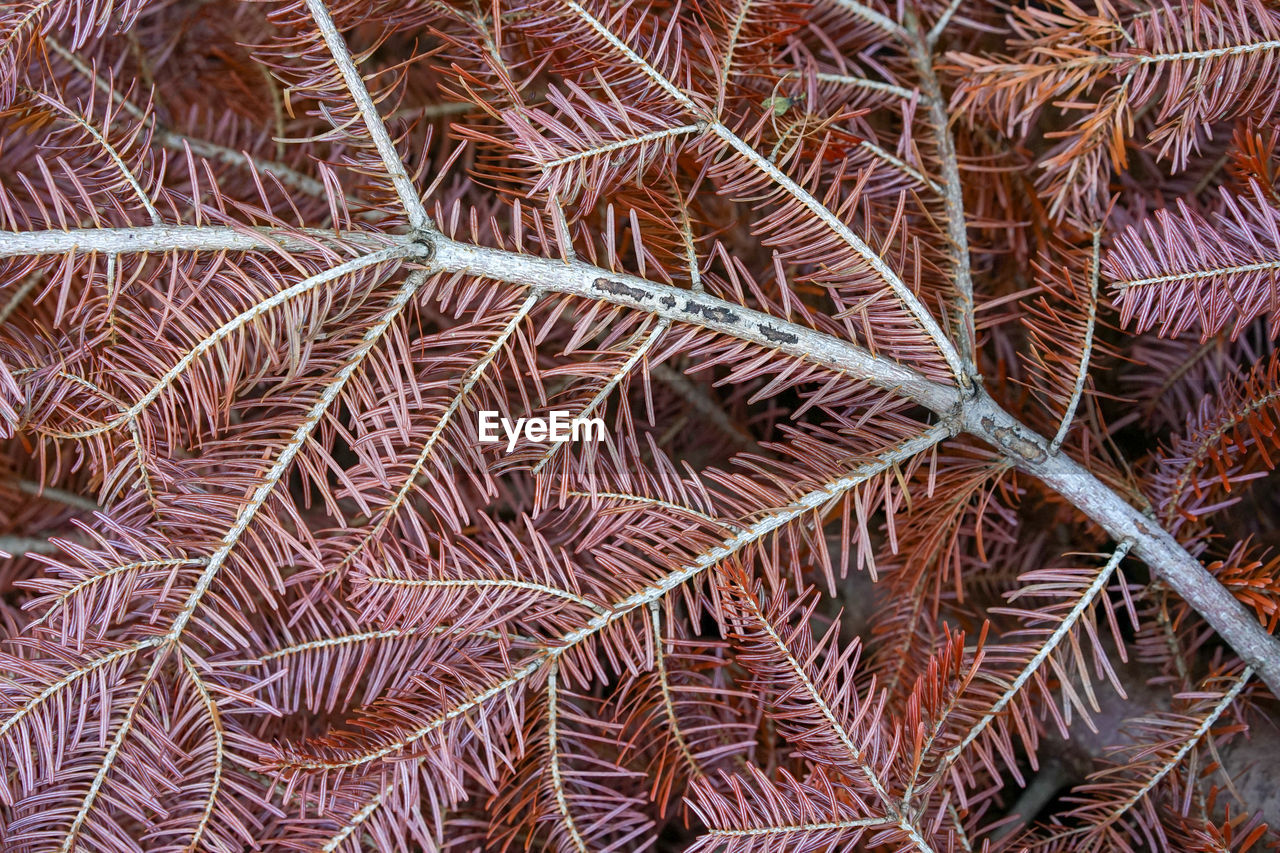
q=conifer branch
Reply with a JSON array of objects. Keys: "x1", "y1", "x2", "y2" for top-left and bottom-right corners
[
  {"x1": 937, "y1": 542, "x2": 1133, "y2": 776},
  {"x1": 164, "y1": 269, "x2": 433, "y2": 646},
  {"x1": 47, "y1": 37, "x2": 356, "y2": 211},
  {"x1": 541, "y1": 124, "x2": 703, "y2": 172},
  {"x1": 828, "y1": 0, "x2": 908, "y2": 41},
  {"x1": 29, "y1": 88, "x2": 161, "y2": 225},
  {"x1": 428, "y1": 236, "x2": 961, "y2": 412},
  {"x1": 26, "y1": 557, "x2": 207, "y2": 629},
  {"x1": 708, "y1": 817, "x2": 892, "y2": 837},
  {"x1": 0, "y1": 638, "x2": 160, "y2": 741},
  {"x1": 180, "y1": 654, "x2": 224, "y2": 853},
  {"x1": 532, "y1": 319, "x2": 668, "y2": 475},
  {"x1": 332, "y1": 287, "x2": 541, "y2": 572},
  {"x1": 909, "y1": 15, "x2": 976, "y2": 377},
  {"x1": 927, "y1": 0, "x2": 966, "y2": 45},
  {"x1": 427, "y1": 234, "x2": 1280, "y2": 694},
  {"x1": 546, "y1": 661, "x2": 590, "y2": 853},
  {"x1": 729, "y1": 579, "x2": 937, "y2": 851},
  {"x1": 3, "y1": 224, "x2": 1278, "y2": 697},
  {"x1": 1048, "y1": 669, "x2": 1252, "y2": 844},
  {"x1": 51, "y1": 246, "x2": 413, "y2": 440},
  {"x1": 815, "y1": 72, "x2": 924, "y2": 103},
  {"x1": 59, "y1": 651, "x2": 167, "y2": 852},
  {"x1": 362, "y1": 576, "x2": 608, "y2": 615},
  {"x1": 320, "y1": 781, "x2": 394, "y2": 853},
  {"x1": 275, "y1": 424, "x2": 953, "y2": 772},
  {"x1": 648, "y1": 601, "x2": 706, "y2": 780}
]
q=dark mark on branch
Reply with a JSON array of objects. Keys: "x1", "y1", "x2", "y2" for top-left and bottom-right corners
[
  {"x1": 980, "y1": 416, "x2": 1048, "y2": 464},
  {"x1": 757, "y1": 323, "x2": 800, "y2": 345},
  {"x1": 684, "y1": 300, "x2": 740, "y2": 325},
  {"x1": 592, "y1": 277, "x2": 650, "y2": 302},
  {"x1": 659, "y1": 295, "x2": 677, "y2": 309}
]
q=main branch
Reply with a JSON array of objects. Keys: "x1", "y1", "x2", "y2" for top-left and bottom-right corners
[
  {"x1": 5, "y1": 222, "x2": 1278, "y2": 692},
  {"x1": 0, "y1": 224, "x2": 394, "y2": 258},
  {"x1": 424, "y1": 233, "x2": 1280, "y2": 696}
]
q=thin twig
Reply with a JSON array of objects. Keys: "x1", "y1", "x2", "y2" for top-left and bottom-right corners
[
  {"x1": 828, "y1": 0, "x2": 909, "y2": 41},
  {"x1": 546, "y1": 661, "x2": 590, "y2": 853},
  {"x1": 927, "y1": 0, "x2": 966, "y2": 45},
  {"x1": 53, "y1": 246, "x2": 414, "y2": 440},
  {"x1": 909, "y1": 15, "x2": 977, "y2": 383},
  {"x1": 936, "y1": 542, "x2": 1133, "y2": 778},
  {"x1": 815, "y1": 72, "x2": 925, "y2": 103},
  {"x1": 47, "y1": 38, "x2": 355, "y2": 211},
  {"x1": 1050, "y1": 228, "x2": 1101, "y2": 454},
  {"x1": 13, "y1": 479, "x2": 102, "y2": 513}
]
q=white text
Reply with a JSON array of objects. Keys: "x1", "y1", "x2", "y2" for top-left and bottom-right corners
[{"x1": 478, "y1": 410, "x2": 605, "y2": 452}]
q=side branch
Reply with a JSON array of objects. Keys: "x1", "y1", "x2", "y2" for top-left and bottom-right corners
[
  {"x1": 936, "y1": 541, "x2": 1133, "y2": 778},
  {"x1": 165, "y1": 268, "x2": 433, "y2": 650},
  {"x1": 546, "y1": 661, "x2": 589, "y2": 853},
  {"x1": 1051, "y1": 229, "x2": 1101, "y2": 454},
  {"x1": 829, "y1": 0, "x2": 909, "y2": 40},
  {"x1": 56, "y1": 246, "x2": 415, "y2": 439},
  {"x1": 1111, "y1": 259, "x2": 1280, "y2": 290},
  {"x1": 709, "y1": 817, "x2": 892, "y2": 837},
  {"x1": 303, "y1": 0, "x2": 432, "y2": 231},
  {"x1": 908, "y1": 19, "x2": 976, "y2": 377},
  {"x1": 557, "y1": 0, "x2": 968, "y2": 381},
  {"x1": 277, "y1": 424, "x2": 952, "y2": 772}
]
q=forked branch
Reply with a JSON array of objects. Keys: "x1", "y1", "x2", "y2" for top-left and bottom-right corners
[{"x1": 557, "y1": 0, "x2": 969, "y2": 381}]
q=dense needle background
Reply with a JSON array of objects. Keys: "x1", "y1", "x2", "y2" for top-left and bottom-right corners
[{"x1": 0, "y1": 0, "x2": 1278, "y2": 850}]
